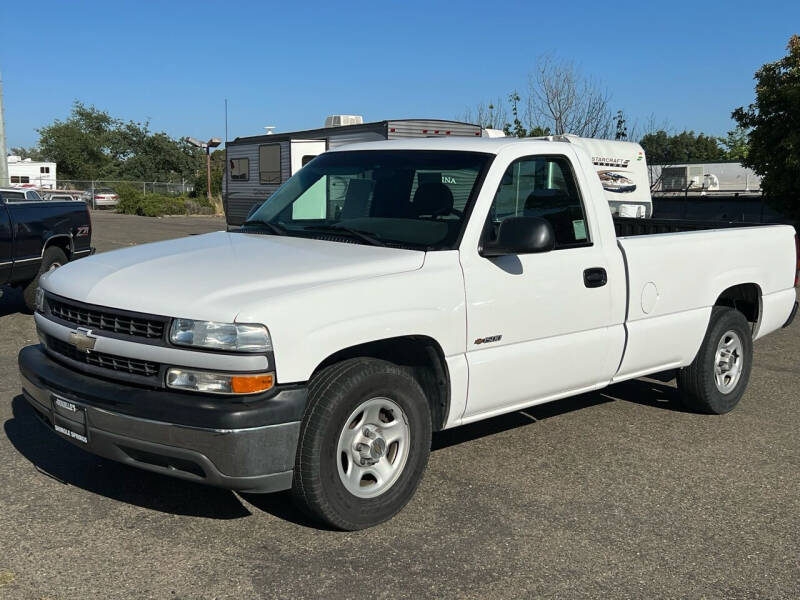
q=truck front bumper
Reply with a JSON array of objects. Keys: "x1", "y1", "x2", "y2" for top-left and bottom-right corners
[{"x1": 18, "y1": 344, "x2": 306, "y2": 493}]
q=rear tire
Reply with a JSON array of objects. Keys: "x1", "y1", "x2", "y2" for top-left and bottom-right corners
[
  {"x1": 676, "y1": 306, "x2": 753, "y2": 414},
  {"x1": 23, "y1": 246, "x2": 67, "y2": 311},
  {"x1": 292, "y1": 358, "x2": 432, "y2": 530}
]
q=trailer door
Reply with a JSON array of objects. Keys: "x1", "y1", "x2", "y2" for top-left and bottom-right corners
[{"x1": 290, "y1": 140, "x2": 326, "y2": 176}]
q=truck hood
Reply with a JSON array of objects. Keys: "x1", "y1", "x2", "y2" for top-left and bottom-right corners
[{"x1": 43, "y1": 231, "x2": 425, "y2": 322}]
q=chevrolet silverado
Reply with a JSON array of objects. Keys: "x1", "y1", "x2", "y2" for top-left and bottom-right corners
[{"x1": 18, "y1": 137, "x2": 798, "y2": 530}]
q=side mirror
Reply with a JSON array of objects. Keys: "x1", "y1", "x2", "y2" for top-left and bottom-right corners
[{"x1": 482, "y1": 216, "x2": 555, "y2": 257}]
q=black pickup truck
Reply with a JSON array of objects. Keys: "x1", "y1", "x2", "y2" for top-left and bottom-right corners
[{"x1": 1, "y1": 188, "x2": 93, "y2": 310}]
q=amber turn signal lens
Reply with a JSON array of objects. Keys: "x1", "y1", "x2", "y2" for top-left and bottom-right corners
[{"x1": 231, "y1": 373, "x2": 274, "y2": 394}]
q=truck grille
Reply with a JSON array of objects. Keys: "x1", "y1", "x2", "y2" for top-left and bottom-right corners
[
  {"x1": 47, "y1": 335, "x2": 161, "y2": 378},
  {"x1": 47, "y1": 296, "x2": 167, "y2": 340}
]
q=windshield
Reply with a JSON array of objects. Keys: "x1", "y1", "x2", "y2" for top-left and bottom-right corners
[{"x1": 242, "y1": 150, "x2": 492, "y2": 250}]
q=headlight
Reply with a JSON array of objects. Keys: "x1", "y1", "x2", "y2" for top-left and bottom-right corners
[
  {"x1": 35, "y1": 287, "x2": 46, "y2": 313},
  {"x1": 166, "y1": 368, "x2": 274, "y2": 395},
  {"x1": 169, "y1": 319, "x2": 272, "y2": 353}
]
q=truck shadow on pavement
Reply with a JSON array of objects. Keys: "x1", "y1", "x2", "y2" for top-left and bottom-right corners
[
  {"x1": 0, "y1": 286, "x2": 30, "y2": 317},
  {"x1": 4, "y1": 395, "x2": 251, "y2": 519},
  {"x1": 431, "y1": 377, "x2": 687, "y2": 451},
  {"x1": 4, "y1": 378, "x2": 688, "y2": 527}
]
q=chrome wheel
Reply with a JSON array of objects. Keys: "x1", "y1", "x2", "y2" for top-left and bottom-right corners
[
  {"x1": 336, "y1": 397, "x2": 410, "y2": 499},
  {"x1": 714, "y1": 330, "x2": 743, "y2": 394}
]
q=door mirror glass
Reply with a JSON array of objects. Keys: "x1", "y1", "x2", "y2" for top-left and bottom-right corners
[{"x1": 482, "y1": 216, "x2": 555, "y2": 257}]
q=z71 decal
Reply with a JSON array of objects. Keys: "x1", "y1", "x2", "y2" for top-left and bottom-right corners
[{"x1": 76, "y1": 226, "x2": 90, "y2": 237}]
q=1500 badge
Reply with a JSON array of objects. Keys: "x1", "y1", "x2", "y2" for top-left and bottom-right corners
[{"x1": 474, "y1": 335, "x2": 502, "y2": 345}]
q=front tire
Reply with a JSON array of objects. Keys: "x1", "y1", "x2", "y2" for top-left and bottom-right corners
[
  {"x1": 677, "y1": 306, "x2": 753, "y2": 414},
  {"x1": 23, "y1": 246, "x2": 67, "y2": 311},
  {"x1": 292, "y1": 358, "x2": 432, "y2": 530}
]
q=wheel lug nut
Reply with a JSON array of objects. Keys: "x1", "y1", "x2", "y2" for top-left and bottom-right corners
[
  {"x1": 363, "y1": 427, "x2": 376, "y2": 439},
  {"x1": 356, "y1": 442, "x2": 369, "y2": 452}
]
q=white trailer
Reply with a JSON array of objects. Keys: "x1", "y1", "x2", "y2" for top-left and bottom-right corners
[{"x1": 7, "y1": 156, "x2": 57, "y2": 189}]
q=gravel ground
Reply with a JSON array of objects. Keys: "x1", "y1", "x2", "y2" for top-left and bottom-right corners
[{"x1": 0, "y1": 211, "x2": 797, "y2": 599}]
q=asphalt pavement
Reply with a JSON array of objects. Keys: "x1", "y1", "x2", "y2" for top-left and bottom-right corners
[{"x1": 0, "y1": 212, "x2": 797, "y2": 599}]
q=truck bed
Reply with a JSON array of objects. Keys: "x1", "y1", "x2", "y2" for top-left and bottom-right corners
[{"x1": 613, "y1": 216, "x2": 771, "y2": 237}]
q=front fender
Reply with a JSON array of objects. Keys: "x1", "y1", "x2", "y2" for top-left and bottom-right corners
[{"x1": 235, "y1": 251, "x2": 467, "y2": 384}]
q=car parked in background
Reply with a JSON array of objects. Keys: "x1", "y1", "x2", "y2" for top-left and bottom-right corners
[
  {"x1": 92, "y1": 188, "x2": 119, "y2": 208},
  {"x1": 1, "y1": 188, "x2": 93, "y2": 310}
]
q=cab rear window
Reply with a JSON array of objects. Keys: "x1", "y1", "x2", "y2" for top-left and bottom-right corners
[{"x1": 1, "y1": 191, "x2": 26, "y2": 202}]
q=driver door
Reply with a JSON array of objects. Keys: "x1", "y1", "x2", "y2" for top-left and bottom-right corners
[{"x1": 460, "y1": 153, "x2": 624, "y2": 422}]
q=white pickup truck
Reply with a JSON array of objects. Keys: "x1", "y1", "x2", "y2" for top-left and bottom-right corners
[{"x1": 19, "y1": 137, "x2": 798, "y2": 530}]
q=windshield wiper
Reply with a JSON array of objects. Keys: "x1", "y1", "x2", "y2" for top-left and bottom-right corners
[
  {"x1": 242, "y1": 218, "x2": 287, "y2": 236},
  {"x1": 304, "y1": 224, "x2": 387, "y2": 247}
]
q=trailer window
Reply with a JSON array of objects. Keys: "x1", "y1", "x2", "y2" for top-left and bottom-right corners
[
  {"x1": 259, "y1": 144, "x2": 281, "y2": 184},
  {"x1": 10, "y1": 176, "x2": 30, "y2": 184},
  {"x1": 230, "y1": 158, "x2": 249, "y2": 181},
  {"x1": 490, "y1": 156, "x2": 589, "y2": 247}
]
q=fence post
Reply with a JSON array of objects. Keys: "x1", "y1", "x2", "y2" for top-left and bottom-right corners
[{"x1": 91, "y1": 180, "x2": 95, "y2": 210}]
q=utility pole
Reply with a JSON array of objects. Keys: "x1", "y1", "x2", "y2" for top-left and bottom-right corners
[{"x1": 0, "y1": 72, "x2": 9, "y2": 187}]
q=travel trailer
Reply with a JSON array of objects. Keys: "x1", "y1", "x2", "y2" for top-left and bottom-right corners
[{"x1": 6, "y1": 156, "x2": 57, "y2": 189}]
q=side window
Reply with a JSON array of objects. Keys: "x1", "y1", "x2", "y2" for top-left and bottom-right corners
[
  {"x1": 259, "y1": 144, "x2": 281, "y2": 184},
  {"x1": 26, "y1": 190, "x2": 43, "y2": 201},
  {"x1": 490, "y1": 156, "x2": 589, "y2": 247},
  {"x1": 229, "y1": 158, "x2": 249, "y2": 181}
]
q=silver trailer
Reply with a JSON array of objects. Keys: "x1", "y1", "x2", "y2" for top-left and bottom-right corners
[{"x1": 223, "y1": 118, "x2": 482, "y2": 226}]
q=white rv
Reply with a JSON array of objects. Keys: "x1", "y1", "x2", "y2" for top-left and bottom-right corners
[{"x1": 7, "y1": 156, "x2": 57, "y2": 189}]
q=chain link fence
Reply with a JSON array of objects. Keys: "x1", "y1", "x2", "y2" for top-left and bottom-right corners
[{"x1": 54, "y1": 179, "x2": 195, "y2": 196}]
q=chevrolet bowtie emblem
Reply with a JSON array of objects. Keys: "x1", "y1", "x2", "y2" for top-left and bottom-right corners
[{"x1": 69, "y1": 328, "x2": 96, "y2": 353}]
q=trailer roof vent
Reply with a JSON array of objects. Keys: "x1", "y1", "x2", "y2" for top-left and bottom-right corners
[{"x1": 325, "y1": 115, "x2": 364, "y2": 128}]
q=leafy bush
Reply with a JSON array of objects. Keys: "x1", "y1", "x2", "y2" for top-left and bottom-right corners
[{"x1": 115, "y1": 182, "x2": 215, "y2": 217}]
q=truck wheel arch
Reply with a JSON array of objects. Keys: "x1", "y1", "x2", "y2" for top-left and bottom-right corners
[
  {"x1": 714, "y1": 283, "x2": 762, "y2": 336},
  {"x1": 43, "y1": 234, "x2": 73, "y2": 260},
  {"x1": 310, "y1": 335, "x2": 451, "y2": 432}
]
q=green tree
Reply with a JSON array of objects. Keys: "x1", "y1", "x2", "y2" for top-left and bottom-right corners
[
  {"x1": 640, "y1": 130, "x2": 725, "y2": 164},
  {"x1": 9, "y1": 146, "x2": 43, "y2": 160},
  {"x1": 37, "y1": 102, "x2": 116, "y2": 180},
  {"x1": 504, "y1": 91, "x2": 527, "y2": 138},
  {"x1": 732, "y1": 34, "x2": 800, "y2": 220},
  {"x1": 720, "y1": 125, "x2": 750, "y2": 161},
  {"x1": 34, "y1": 101, "x2": 203, "y2": 183}
]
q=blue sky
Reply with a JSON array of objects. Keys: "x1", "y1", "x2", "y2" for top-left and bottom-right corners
[{"x1": 1, "y1": 0, "x2": 798, "y2": 148}]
